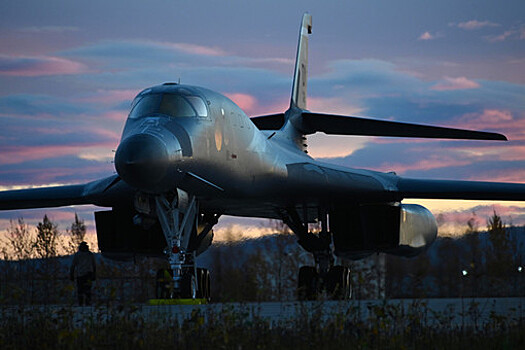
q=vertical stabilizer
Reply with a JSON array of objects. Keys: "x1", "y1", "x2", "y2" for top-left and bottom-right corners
[{"x1": 290, "y1": 13, "x2": 312, "y2": 110}]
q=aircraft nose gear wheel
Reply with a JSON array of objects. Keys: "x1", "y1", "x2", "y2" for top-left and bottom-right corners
[
  {"x1": 181, "y1": 272, "x2": 197, "y2": 299},
  {"x1": 196, "y1": 268, "x2": 211, "y2": 300},
  {"x1": 325, "y1": 266, "x2": 352, "y2": 300},
  {"x1": 154, "y1": 190, "x2": 215, "y2": 299}
]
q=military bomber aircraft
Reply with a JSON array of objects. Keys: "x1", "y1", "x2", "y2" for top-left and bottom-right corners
[{"x1": 2, "y1": 13, "x2": 525, "y2": 300}]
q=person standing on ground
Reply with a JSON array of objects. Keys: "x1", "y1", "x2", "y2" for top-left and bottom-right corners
[{"x1": 70, "y1": 241, "x2": 96, "y2": 306}]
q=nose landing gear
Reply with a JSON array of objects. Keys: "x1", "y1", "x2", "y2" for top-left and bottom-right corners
[{"x1": 153, "y1": 190, "x2": 217, "y2": 300}]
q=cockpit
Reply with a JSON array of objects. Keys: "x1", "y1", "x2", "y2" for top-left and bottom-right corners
[{"x1": 129, "y1": 93, "x2": 208, "y2": 119}]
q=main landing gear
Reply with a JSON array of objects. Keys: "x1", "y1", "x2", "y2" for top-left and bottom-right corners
[
  {"x1": 283, "y1": 208, "x2": 352, "y2": 301},
  {"x1": 153, "y1": 190, "x2": 218, "y2": 300}
]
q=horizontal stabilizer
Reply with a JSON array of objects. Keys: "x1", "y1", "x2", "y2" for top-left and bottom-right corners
[
  {"x1": 250, "y1": 113, "x2": 285, "y2": 130},
  {"x1": 298, "y1": 112, "x2": 507, "y2": 141}
]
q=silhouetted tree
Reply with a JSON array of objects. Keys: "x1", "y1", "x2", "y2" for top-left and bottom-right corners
[
  {"x1": 34, "y1": 215, "x2": 59, "y2": 259},
  {"x1": 66, "y1": 213, "x2": 86, "y2": 254},
  {"x1": 463, "y1": 217, "x2": 483, "y2": 296},
  {"x1": 3, "y1": 218, "x2": 34, "y2": 260},
  {"x1": 486, "y1": 211, "x2": 513, "y2": 295}
]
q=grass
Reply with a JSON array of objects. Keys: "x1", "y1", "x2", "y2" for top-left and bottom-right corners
[{"x1": 1, "y1": 300, "x2": 524, "y2": 349}]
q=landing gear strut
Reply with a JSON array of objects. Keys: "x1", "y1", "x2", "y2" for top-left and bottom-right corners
[
  {"x1": 283, "y1": 207, "x2": 352, "y2": 300},
  {"x1": 153, "y1": 190, "x2": 217, "y2": 299}
]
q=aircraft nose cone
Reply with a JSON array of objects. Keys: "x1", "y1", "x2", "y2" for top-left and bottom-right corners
[{"x1": 115, "y1": 134, "x2": 172, "y2": 192}]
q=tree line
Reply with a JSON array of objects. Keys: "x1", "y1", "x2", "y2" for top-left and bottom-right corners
[
  {"x1": 386, "y1": 211, "x2": 524, "y2": 298},
  {"x1": 1, "y1": 214, "x2": 87, "y2": 260},
  {"x1": 0, "y1": 211, "x2": 523, "y2": 304}
]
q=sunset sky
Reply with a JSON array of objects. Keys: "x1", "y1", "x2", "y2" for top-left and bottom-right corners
[{"x1": 1, "y1": 0, "x2": 525, "y2": 240}]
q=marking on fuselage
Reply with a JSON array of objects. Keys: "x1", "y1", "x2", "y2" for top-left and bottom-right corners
[{"x1": 214, "y1": 120, "x2": 223, "y2": 152}]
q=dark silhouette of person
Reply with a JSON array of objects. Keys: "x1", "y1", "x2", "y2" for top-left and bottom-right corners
[{"x1": 70, "y1": 241, "x2": 96, "y2": 306}]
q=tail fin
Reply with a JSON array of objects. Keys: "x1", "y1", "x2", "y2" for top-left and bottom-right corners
[{"x1": 290, "y1": 13, "x2": 312, "y2": 110}]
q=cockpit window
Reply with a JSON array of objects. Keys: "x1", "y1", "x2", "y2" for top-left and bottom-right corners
[
  {"x1": 186, "y1": 96, "x2": 208, "y2": 117},
  {"x1": 159, "y1": 94, "x2": 195, "y2": 117},
  {"x1": 128, "y1": 93, "x2": 208, "y2": 119},
  {"x1": 129, "y1": 94, "x2": 161, "y2": 119}
]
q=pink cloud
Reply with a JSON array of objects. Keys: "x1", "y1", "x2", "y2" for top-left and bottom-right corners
[
  {"x1": 164, "y1": 42, "x2": 226, "y2": 56},
  {"x1": 418, "y1": 32, "x2": 435, "y2": 40},
  {"x1": 431, "y1": 76, "x2": 480, "y2": 91},
  {"x1": 0, "y1": 55, "x2": 87, "y2": 76},
  {"x1": 0, "y1": 138, "x2": 118, "y2": 165},
  {"x1": 371, "y1": 157, "x2": 471, "y2": 175},
  {"x1": 308, "y1": 97, "x2": 363, "y2": 115},
  {"x1": 224, "y1": 93, "x2": 258, "y2": 114},
  {"x1": 486, "y1": 30, "x2": 516, "y2": 42},
  {"x1": 460, "y1": 109, "x2": 513, "y2": 125},
  {"x1": 457, "y1": 20, "x2": 500, "y2": 30},
  {"x1": 455, "y1": 109, "x2": 525, "y2": 141},
  {"x1": 0, "y1": 164, "x2": 112, "y2": 185},
  {"x1": 93, "y1": 110, "x2": 129, "y2": 122}
]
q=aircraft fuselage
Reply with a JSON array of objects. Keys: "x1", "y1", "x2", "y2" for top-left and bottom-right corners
[{"x1": 114, "y1": 83, "x2": 395, "y2": 219}]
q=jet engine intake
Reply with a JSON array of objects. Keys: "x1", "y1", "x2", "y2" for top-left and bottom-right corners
[{"x1": 331, "y1": 203, "x2": 437, "y2": 259}]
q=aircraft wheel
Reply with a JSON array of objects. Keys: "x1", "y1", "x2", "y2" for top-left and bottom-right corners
[
  {"x1": 298, "y1": 266, "x2": 319, "y2": 300},
  {"x1": 203, "y1": 269, "x2": 211, "y2": 300},
  {"x1": 196, "y1": 268, "x2": 204, "y2": 298},
  {"x1": 155, "y1": 268, "x2": 173, "y2": 299},
  {"x1": 181, "y1": 272, "x2": 198, "y2": 299},
  {"x1": 196, "y1": 268, "x2": 211, "y2": 299},
  {"x1": 326, "y1": 266, "x2": 351, "y2": 300}
]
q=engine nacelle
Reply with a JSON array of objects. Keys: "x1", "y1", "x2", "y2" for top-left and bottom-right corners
[{"x1": 331, "y1": 203, "x2": 437, "y2": 259}]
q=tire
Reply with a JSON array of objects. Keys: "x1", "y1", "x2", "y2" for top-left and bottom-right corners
[
  {"x1": 155, "y1": 268, "x2": 172, "y2": 299},
  {"x1": 203, "y1": 269, "x2": 211, "y2": 300},
  {"x1": 326, "y1": 266, "x2": 351, "y2": 300},
  {"x1": 298, "y1": 266, "x2": 319, "y2": 301},
  {"x1": 196, "y1": 268, "x2": 204, "y2": 298},
  {"x1": 196, "y1": 268, "x2": 211, "y2": 299},
  {"x1": 181, "y1": 272, "x2": 197, "y2": 299}
]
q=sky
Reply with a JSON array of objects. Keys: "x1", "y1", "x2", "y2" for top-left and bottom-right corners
[{"x1": 1, "y1": 0, "x2": 525, "y2": 241}]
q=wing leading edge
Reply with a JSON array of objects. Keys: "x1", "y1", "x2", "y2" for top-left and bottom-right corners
[
  {"x1": 297, "y1": 112, "x2": 507, "y2": 141},
  {"x1": 397, "y1": 177, "x2": 525, "y2": 201},
  {"x1": 0, "y1": 175, "x2": 126, "y2": 210}
]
